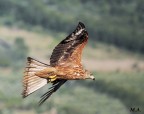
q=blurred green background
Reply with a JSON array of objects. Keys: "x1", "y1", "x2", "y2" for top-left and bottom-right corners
[{"x1": 0, "y1": 0, "x2": 144, "y2": 114}]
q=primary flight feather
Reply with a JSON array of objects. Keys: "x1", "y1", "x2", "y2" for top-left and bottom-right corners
[{"x1": 22, "y1": 22, "x2": 95, "y2": 105}]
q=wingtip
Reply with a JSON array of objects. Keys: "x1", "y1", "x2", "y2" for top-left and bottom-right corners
[
  {"x1": 78, "y1": 22, "x2": 85, "y2": 28},
  {"x1": 72, "y1": 21, "x2": 86, "y2": 36},
  {"x1": 27, "y1": 57, "x2": 32, "y2": 61}
]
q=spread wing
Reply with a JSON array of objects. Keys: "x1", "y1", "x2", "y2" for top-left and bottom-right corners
[
  {"x1": 39, "y1": 22, "x2": 88, "y2": 105},
  {"x1": 50, "y1": 22, "x2": 88, "y2": 67},
  {"x1": 39, "y1": 79, "x2": 67, "y2": 105}
]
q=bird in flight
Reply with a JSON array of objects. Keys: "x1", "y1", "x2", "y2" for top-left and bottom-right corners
[{"x1": 22, "y1": 22, "x2": 95, "y2": 105}]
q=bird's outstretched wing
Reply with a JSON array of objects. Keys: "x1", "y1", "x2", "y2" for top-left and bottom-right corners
[
  {"x1": 50, "y1": 22, "x2": 88, "y2": 67},
  {"x1": 39, "y1": 79, "x2": 67, "y2": 105},
  {"x1": 39, "y1": 22, "x2": 88, "y2": 105}
]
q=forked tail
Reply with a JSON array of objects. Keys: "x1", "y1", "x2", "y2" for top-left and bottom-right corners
[{"x1": 22, "y1": 57, "x2": 55, "y2": 98}]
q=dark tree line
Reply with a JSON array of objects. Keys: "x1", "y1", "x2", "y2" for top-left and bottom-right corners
[{"x1": 0, "y1": 0, "x2": 144, "y2": 53}]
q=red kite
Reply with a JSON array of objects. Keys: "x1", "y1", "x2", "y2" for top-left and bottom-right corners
[{"x1": 22, "y1": 22, "x2": 95, "y2": 105}]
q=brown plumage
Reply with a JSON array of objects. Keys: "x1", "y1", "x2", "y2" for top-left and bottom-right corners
[{"x1": 22, "y1": 22, "x2": 95, "y2": 105}]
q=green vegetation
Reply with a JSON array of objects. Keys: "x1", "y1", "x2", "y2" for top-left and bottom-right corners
[
  {"x1": 0, "y1": 71, "x2": 143, "y2": 114},
  {"x1": 0, "y1": 1, "x2": 144, "y2": 114},
  {"x1": 0, "y1": 37, "x2": 28, "y2": 67},
  {"x1": 0, "y1": 0, "x2": 144, "y2": 53},
  {"x1": 12, "y1": 37, "x2": 29, "y2": 61}
]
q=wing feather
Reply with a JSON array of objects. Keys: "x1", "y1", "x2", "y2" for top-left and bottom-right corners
[
  {"x1": 23, "y1": 22, "x2": 88, "y2": 105},
  {"x1": 39, "y1": 79, "x2": 67, "y2": 105},
  {"x1": 50, "y1": 22, "x2": 88, "y2": 67}
]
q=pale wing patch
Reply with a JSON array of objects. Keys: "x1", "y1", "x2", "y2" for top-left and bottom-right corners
[{"x1": 75, "y1": 28, "x2": 84, "y2": 35}]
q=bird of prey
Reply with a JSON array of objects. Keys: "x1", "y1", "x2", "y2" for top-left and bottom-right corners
[{"x1": 22, "y1": 22, "x2": 95, "y2": 105}]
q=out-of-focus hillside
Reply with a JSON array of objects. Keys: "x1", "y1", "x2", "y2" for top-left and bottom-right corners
[
  {"x1": 0, "y1": 26, "x2": 144, "y2": 72},
  {"x1": 0, "y1": 0, "x2": 144, "y2": 53},
  {"x1": 0, "y1": 26, "x2": 144, "y2": 114},
  {"x1": 0, "y1": 0, "x2": 144, "y2": 114}
]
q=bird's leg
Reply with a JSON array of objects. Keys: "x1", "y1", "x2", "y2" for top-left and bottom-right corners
[
  {"x1": 48, "y1": 75, "x2": 57, "y2": 82},
  {"x1": 49, "y1": 75, "x2": 56, "y2": 78},
  {"x1": 35, "y1": 67, "x2": 56, "y2": 78}
]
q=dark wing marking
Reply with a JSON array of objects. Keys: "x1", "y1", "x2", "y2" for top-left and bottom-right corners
[
  {"x1": 50, "y1": 22, "x2": 88, "y2": 66},
  {"x1": 39, "y1": 79, "x2": 67, "y2": 105}
]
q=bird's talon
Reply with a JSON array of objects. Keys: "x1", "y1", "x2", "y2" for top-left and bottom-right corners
[
  {"x1": 49, "y1": 75, "x2": 56, "y2": 78},
  {"x1": 48, "y1": 75, "x2": 57, "y2": 82}
]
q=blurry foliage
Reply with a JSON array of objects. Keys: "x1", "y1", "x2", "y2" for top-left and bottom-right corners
[
  {"x1": 0, "y1": 40, "x2": 12, "y2": 67},
  {"x1": 13, "y1": 37, "x2": 28, "y2": 61},
  {"x1": 77, "y1": 72, "x2": 144, "y2": 113},
  {"x1": 0, "y1": 71, "x2": 143, "y2": 114},
  {"x1": 0, "y1": 37, "x2": 28, "y2": 68},
  {"x1": 0, "y1": 0, "x2": 144, "y2": 53},
  {"x1": 0, "y1": 1, "x2": 144, "y2": 113},
  {"x1": 0, "y1": 51, "x2": 12, "y2": 67}
]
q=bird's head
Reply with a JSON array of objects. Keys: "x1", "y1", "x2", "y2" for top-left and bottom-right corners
[{"x1": 85, "y1": 70, "x2": 95, "y2": 80}]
